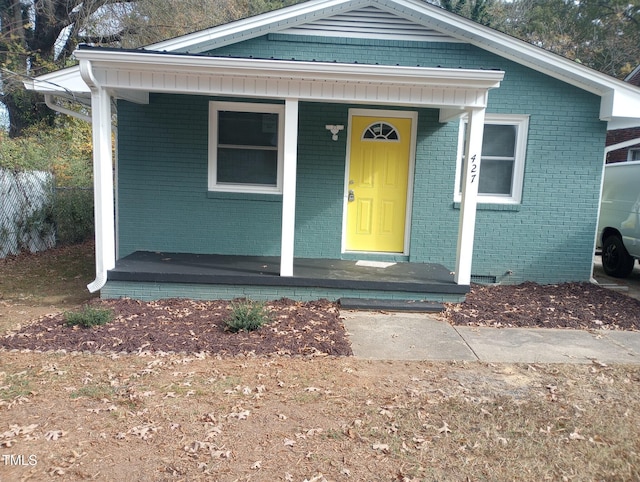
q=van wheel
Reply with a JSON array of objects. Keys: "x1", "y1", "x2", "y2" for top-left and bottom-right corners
[{"x1": 602, "y1": 235, "x2": 635, "y2": 278}]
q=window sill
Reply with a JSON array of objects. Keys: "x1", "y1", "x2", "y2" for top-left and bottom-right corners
[
  {"x1": 207, "y1": 191, "x2": 283, "y2": 202},
  {"x1": 453, "y1": 202, "x2": 521, "y2": 212}
]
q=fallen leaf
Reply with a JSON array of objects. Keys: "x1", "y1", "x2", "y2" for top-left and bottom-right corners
[
  {"x1": 45, "y1": 430, "x2": 66, "y2": 441},
  {"x1": 372, "y1": 443, "x2": 390, "y2": 452},
  {"x1": 130, "y1": 424, "x2": 160, "y2": 440},
  {"x1": 304, "y1": 475, "x2": 327, "y2": 482},
  {"x1": 48, "y1": 467, "x2": 65, "y2": 476},
  {"x1": 229, "y1": 410, "x2": 250, "y2": 420},
  {"x1": 570, "y1": 430, "x2": 585, "y2": 441},
  {"x1": 379, "y1": 408, "x2": 393, "y2": 418},
  {"x1": 211, "y1": 450, "x2": 231, "y2": 458}
]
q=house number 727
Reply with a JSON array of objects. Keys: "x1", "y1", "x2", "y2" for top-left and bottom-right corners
[{"x1": 469, "y1": 154, "x2": 478, "y2": 183}]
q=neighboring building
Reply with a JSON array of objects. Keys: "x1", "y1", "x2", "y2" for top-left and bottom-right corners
[
  {"x1": 607, "y1": 65, "x2": 640, "y2": 163},
  {"x1": 25, "y1": 0, "x2": 640, "y2": 303}
]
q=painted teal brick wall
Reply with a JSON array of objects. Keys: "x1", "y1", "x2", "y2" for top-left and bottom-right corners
[
  {"x1": 210, "y1": 35, "x2": 606, "y2": 283},
  {"x1": 102, "y1": 280, "x2": 465, "y2": 303},
  {"x1": 117, "y1": 34, "x2": 606, "y2": 284},
  {"x1": 294, "y1": 102, "x2": 347, "y2": 257},
  {"x1": 117, "y1": 95, "x2": 284, "y2": 258}
]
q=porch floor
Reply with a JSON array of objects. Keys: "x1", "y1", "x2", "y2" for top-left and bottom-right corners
[{"x1": 106, "y1": 251, "x2": 469, "y2": 304}]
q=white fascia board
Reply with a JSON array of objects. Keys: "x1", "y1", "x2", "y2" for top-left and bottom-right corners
[
  {"x1": 600, "y1": 86, "x2": 640, "y2": 120},
  {"x1": 607, "y1": 118, "x2": 640, "y2": 131},
  {"x1": 73, "y1": 48, "x2": 504, "y2": 91},
  {"x1": 23, "y1": 64, "x2": 90, "y2": 94},
  {"x1": 147, "y1": 0, "x2": 364, "y2": 53}
]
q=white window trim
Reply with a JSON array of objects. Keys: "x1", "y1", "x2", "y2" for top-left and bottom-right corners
[
  {"x1": 454, "y1": 114, "x2": 529, "y2": 205},
  {"x1": 208, "y1": 101, "x2": 285, "y2": 194},
  {"x1": 628, "y1": 148, "x2": 640, "y2": 162}
]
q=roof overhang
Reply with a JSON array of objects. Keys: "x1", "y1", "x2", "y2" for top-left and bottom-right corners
[
  {"x1": 71, "y1": 48, "x2": 503, "y2": 110},
  {"x1": 22, "y1": 0, "x2": 640, "y2": 128},
  {"x1": 23, "y1": 65, "x2": 91, "y2": 105},
  {"x1": 143, "y1": 0, "x2": 640, "y2": 130}
]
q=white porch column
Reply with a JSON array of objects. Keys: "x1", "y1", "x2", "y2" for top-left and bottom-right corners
[
  {"x1": 455, "y1": 107, "x2": 486, "y2": 285},
  {"x1": 280, "y1": 98, "x2": 299, "y2": 277},
  {"x1": 87, "y1": 86, "x2": 116, "y2": 292}
]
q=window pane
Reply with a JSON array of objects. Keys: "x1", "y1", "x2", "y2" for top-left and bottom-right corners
[
  {"x1": 217, "y1": 148, "x2": 278, "y2": 185},
  {"x1": 363, "y1": 122, "x2": 399, "y2": 140},
  {"x1": 218, "y1": 111, "x2": 279, "y2": 147},
  {"x1": 482, "y1": 124, "x2": 516, "y2": 158},
  {"x1": 478, "y1": 159, "x2": 514, "y2": 195}
]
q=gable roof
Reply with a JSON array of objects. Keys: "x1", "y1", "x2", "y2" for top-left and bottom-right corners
[{"x1": 25, "y1": 0, "x2": 640, "y2": 128}]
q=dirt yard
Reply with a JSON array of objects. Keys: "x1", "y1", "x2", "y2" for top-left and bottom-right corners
[{"x1": 1, "y1": 243, "x2": 640, "y2": 481}]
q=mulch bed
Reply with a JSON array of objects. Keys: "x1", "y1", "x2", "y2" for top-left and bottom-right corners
[
  {"x1": 444, "y1": 281, "x2": 640, "y2": 331},
  {"x1": 0, "y1": 298, "x2": 353, "y2": 356},
  {"x1": 2, "y1": 282, "x2": 640, "y2": 356}
]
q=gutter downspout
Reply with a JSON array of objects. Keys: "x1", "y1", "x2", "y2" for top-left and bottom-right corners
[
  {"x1": 44, "y1": 95, "x2": 92, "y2": 123},
  {"x1": 79, "y1": 60, "x2": 116, "y2": 293},
  {"x1": 591, "y1": 137, "x2": 640, "y2": 283}
]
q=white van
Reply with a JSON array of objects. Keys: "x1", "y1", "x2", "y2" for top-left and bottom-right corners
[{"x1": 597, "y1": 161, "x2": 640, "y2": 277}]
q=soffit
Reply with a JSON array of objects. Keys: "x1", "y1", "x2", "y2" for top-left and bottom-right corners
[{"x1": 74, "y1": 49, "x2": 503, "y2": 109}]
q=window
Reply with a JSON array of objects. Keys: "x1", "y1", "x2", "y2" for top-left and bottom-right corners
[
  {"x1": 209, "y1": 102, "x2": 285, "y2": 194},
  {"x1": 628, "y1": 148, "x2": 640, "y2": 162},
  {"x1": 362, "y1": 122, "x2": 399, "y2": 141},
  {"x1": 454, "y1": 114, "x2": 529, "y2": 204}
]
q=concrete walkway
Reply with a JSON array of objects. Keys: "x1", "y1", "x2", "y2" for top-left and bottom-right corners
[{"x1": 342, "y1": 311, "x2": 640, "y2": 364}]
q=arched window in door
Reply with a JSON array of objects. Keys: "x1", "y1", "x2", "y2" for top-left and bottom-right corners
[{"x1": 362, "y1": 121, "x2": 399, "y2": 141}]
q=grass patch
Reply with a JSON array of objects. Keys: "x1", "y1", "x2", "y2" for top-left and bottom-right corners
[
  {"x1": 65, "y1": 305, "x2": 114, "y2": 328},
  {"x1": 69, "y1": 384, "x2": 116, "y2": 400},
  {"x1": 0, "y1": 241, "x2": 95, "y2": 304},
  {"x1": 0, "y1": 371, "x2": 34, "y2": 401},
  {"x1": 225, "y1": 299, "x2": 272, "y2": 333}
]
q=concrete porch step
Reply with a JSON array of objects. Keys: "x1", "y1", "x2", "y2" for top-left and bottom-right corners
[{"x1": 339, "y1": 298, "x2": 445, "y2": 312}]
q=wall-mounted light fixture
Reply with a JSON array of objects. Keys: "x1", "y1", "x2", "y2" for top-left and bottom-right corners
[{"x1": 325, "y1": 124, "x2": 344, "y2": 141}]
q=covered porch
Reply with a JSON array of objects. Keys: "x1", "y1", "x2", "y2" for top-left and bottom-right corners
[
  {"x1": 28, "y1": 46, "x2": 505, "y2": 298},
  {"x1": 103, "y1": 251, "x2": 469, "y2": 309},
  {"x1": 69, "y1": 47, "x2": 503, "y2": 295}
]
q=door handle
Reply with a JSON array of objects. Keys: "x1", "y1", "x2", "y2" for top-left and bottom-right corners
[{"x1": 348, "y1": 190, "x2": 355, "y2": 202}]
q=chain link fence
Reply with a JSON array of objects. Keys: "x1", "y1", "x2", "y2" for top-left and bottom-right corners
[{"x1": 1, "y1": 168, "x2": 94, "y2": 258}]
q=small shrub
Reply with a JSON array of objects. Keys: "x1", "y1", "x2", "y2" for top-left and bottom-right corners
[
  {"x1": 65, "y1": 306, "x2": 114, "y2": 328},
  {"x1": 225, "y1": 299, "x2": 272, "y2": 333}
]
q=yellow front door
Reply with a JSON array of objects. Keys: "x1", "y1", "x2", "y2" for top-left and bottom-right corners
[{"x1": 346, "y1": 115, "x2": 412, "y2": 253}]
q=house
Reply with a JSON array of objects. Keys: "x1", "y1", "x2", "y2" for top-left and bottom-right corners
[
  {"x1": 25, "y1": 0, "x2": 640, "y2": 304},
  {"x1": 606, "y1": 65, "x2": 640, "y2": 163}
]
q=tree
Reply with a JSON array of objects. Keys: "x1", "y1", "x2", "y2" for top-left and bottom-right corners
[
  {"x1": 115, "y1": 0, "x2": 303, "y2": 47},
  {"x1": 0, "y1": 0, "x2": 302, "y2": 137},
  {"x1": 439, "y1": 0, "x2": 496, "y2": 26},
  {"x1": 1, "y1": 1, "x2": 137, "y2": 137},
  {"x1": 492, "y1": 0, "x2": 640, "y2": 79}
]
